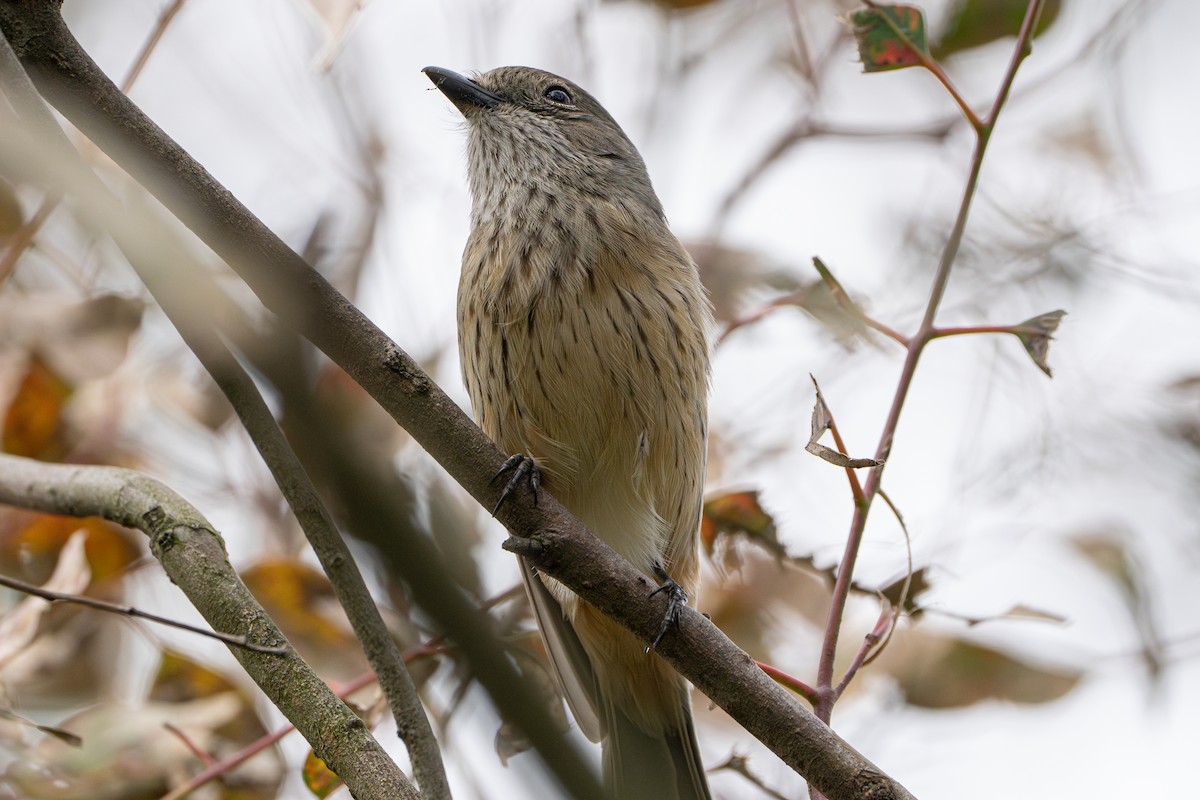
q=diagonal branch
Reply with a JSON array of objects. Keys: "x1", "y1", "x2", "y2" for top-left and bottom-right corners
[
  {"x1": 0, "y1": 453, "x2": 417, "y2": 800},
  {"x1": 0, "y1": 572, "x2": 287, "y2": 654},
  {"x1": 0, "y1": 3, "x2": 916, "y2": 798}
]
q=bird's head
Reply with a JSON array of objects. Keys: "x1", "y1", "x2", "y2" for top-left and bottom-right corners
[{"x1": 423, "y1": 66, "x2": 662, "y2": 219}]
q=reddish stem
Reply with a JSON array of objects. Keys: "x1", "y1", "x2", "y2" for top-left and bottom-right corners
[
  {"x1": 813, "y1": 0, "x2": 1047, "y2": 725},
  {"x1": 756, "y1": 660, "x2": 818, "y2": 705}
]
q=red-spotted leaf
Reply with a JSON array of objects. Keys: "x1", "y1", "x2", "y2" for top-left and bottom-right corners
[{"x1": 848, "y1": 4, "x2": 930, "y2": 72}]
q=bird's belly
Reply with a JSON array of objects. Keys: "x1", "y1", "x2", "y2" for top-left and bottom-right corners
[{"x1": 461, "y1": 286, "x2": 676, "y2": 571}]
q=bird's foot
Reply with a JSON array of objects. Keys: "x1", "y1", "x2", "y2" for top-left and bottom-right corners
[
  {"x1": 646, "y1": 564, "x2": 687, "y2": 653},
  {"x1": 490, "y1": 454, "x2": 541, "y2": 515}
]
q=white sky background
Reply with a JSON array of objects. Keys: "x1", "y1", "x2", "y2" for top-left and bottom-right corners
[{"x1": 50, "y1": 0, "x2": 1200, "y2": 797}]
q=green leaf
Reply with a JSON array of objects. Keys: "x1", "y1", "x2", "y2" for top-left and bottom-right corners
[
  {"x1": 849, "y1": 4, "x2": 930, "y2": 72},
  {"x1": 933, "y1": 0, "x2": 1062, "y2": 60}
]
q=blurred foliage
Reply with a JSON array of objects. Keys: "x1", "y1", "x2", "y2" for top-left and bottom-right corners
[
  {"x1": 3, "y1": 650, "x2": 280, "y2": 799},
  {"x1": 882, "y1": 631, "x2": 1081, "y2": 708},
  {"x1": 0, "y1": 177, "x2": 21, "y2": 238},
  {"x1": 242, "y1": 559, "x2": 370, "y2": 681},
  {"x1": 0, "y1": 0, "x2": 1194, "y2": 797},
  {"x1": 933, "y1": 0, "x2": 1063, "y2": 59},
  {"x1": 2, "y1": 357, "x2": 72, "y2": 461}
]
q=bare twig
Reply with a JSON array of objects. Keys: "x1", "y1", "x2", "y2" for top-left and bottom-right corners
[
  {"x1": 0, "y1": 572, "x2": 288, "y2": 654},
  {"x1": 710, "y1": 752, "x2": 792, "y2": 800},
  {"x1": 864, "y1": 488, "x2": 913, "y2": 669},
  {"x1": 814, "y1": 0, "x2": 1048, "y2": 727}
]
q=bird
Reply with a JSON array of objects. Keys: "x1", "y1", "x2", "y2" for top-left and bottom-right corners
[{"x1": 424, "y1": 65, "x2": 712, "y2": 800}]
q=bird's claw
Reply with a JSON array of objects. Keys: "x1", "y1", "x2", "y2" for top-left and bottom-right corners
[
  {"x1": 491, "y1": 454, "x2": 541, "y2": 515},
  {"x1": 646, "y1": 564, "x2": 687, "y2": 653}
]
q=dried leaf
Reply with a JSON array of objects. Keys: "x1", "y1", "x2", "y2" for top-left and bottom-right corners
[
  {"x1": 848, "y1": 4, "x2": 930, "y2": 72},
  {"x1": 1073, "y1": 533, "x2": 1163, "y2": 678},
  {"x1": 5, "y1": 698, "x2": 279, "y2": 799},
  {"x1": 0, "y1": 531, "x2": 90, "y2": 668},
  {"x1": 701, "y1": 490, "x2": 780, "y2": 557},
  {"x1": 0, "y1": 294, "x2": 144, "y2": 383},
  {"x1": 879, "y1": 566, "x2": 931, "y2": 615},
  {"x1": 805, "y1": 441, "x2": 885, "y2": 469},
  {"x1": 1013, "y1": 309, "x2": 1066, "y2": 377},
  {"x1": 806, "y1": 377, "x2": 884, "y2": 469},
  {"x1": 0, "y1": 513, "x2": 142, "y2": 584}
]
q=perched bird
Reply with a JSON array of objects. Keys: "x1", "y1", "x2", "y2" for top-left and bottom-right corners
[{"x1": 425, "y1": 65, "x2": 712, "y2": 800}]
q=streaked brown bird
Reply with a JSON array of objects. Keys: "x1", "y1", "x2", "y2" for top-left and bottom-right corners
[{"x1": 425, "y1": 65, "x2": 712, "y2": 800}]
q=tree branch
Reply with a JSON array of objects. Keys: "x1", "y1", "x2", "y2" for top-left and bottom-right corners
[
  {"x1": 0, "y1": 454, "x2": 417, "y2": 800},
  {"x1": 0, "y1": 4, "x2": 915, "y2": 798}
]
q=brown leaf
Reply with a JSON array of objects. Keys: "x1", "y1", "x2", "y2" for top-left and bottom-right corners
[
  {"x1": 805, "y1": 441, "x2": 884, "y2": 469},
  {"x1": 701, "y1": 490, "x2": 780, "y2": 558},
  {"x1": 151, "y1": 650, "x2": 271, "y2": 747},
  {"x1": 0, "y1": 512, "x2": 142, "y2": 585},
  {"x1": 1013, "y1": 309, "x2": 1066, "y2": 377},
  {"x1": 806, "y1": 377, "x2": 883, "y2": 469},
  {"x1": 0, "y1": 294, "x2": 144, "y2": 383}
]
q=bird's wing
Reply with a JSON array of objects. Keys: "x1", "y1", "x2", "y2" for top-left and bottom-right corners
[{"x1": 519, "y1": 557, "x2": 603, "y2": 742}]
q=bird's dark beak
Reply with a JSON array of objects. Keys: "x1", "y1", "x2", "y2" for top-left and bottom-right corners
[{"x1": 423, "y1": 67, "x2": 500, "y2": 111}]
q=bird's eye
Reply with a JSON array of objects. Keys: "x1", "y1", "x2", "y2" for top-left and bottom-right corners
[{"x1": 544, "y1": 85, "x2": 573, "y2": 104}]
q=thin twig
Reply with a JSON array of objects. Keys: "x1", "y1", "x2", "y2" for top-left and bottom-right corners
[
  {"x1": 863, "y1": 488, "x2": 913, "y2": 669},
  {"x1": 813, "y1": 0, "x2": 1047, "y2": 726},
  {"x1": 0, "y1": 573, "x2": 289, "y2": 654},
  {"x1": 862, "y1": 0, "x2": 982, "y2": 130},
  {"x1": 833, "y1": 609, "x2": 890, "y2": 700},
  {"x1": 121, "y1": 0, "x2": 187, "y2": 93},
  {"x1": 929, "y1": 324, "x2": 1035, "y2": 338},
  {"x1": 710, "y1": 752, "x2": 792, "y2": 800},
  {"x1": 162, "y1": 722, "x2": 216, "y2": 766}
]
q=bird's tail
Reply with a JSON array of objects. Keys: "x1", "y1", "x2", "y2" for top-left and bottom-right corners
[{"x1": 602, "y1": 695, "x2": 710, "y2": 800}]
